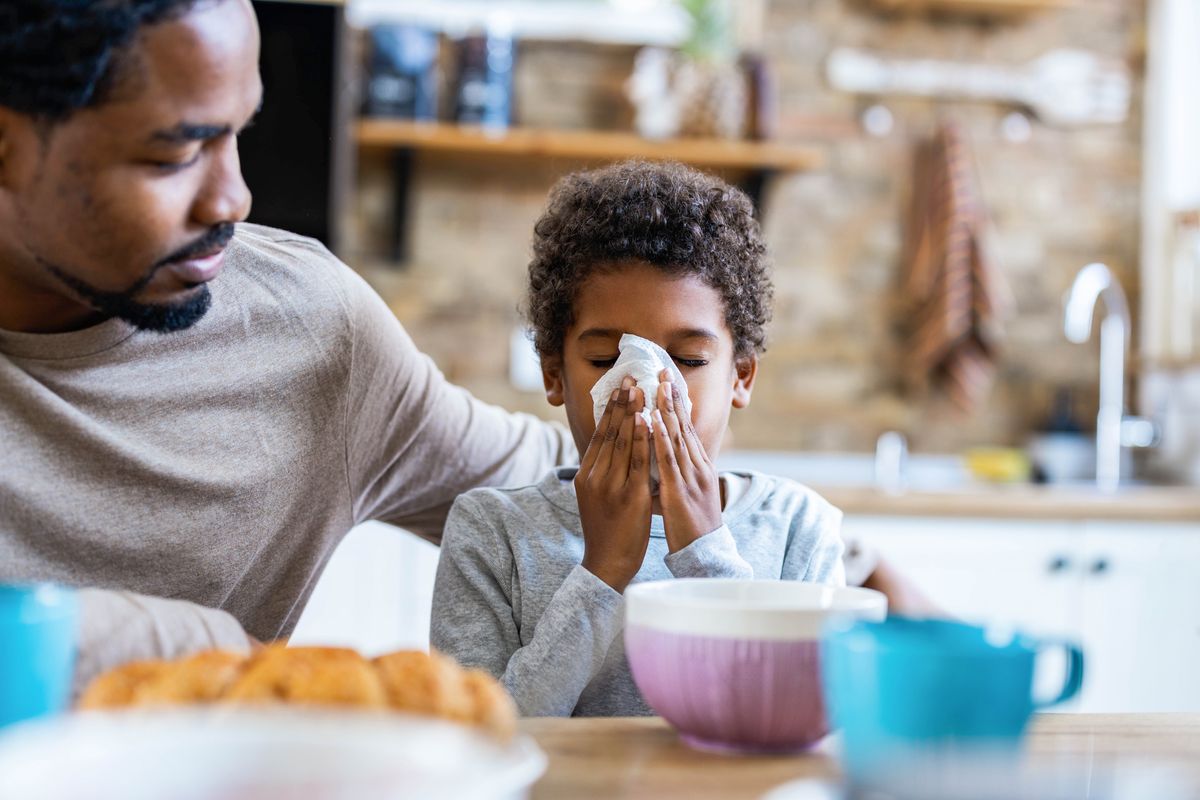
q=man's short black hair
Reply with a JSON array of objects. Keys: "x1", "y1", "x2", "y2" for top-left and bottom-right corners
[
  {"x1": 0, "y1": 0, "x2": 204, "y2": 121},
  {"x1": 526, "y1": 160, "x2": 773, "y2": 360}
]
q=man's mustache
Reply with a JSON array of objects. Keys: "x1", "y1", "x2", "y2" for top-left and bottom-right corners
[
  {"x1": 156, "y1": 222, "x2": 236, "y2": 270},
  {"x1": 121, "y1": 223, "x2": 237, "y2": 295}
]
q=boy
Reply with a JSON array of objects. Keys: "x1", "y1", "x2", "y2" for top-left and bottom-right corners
[{"x1": 431, "y1": 161, "x2": 845, "y2": 717}]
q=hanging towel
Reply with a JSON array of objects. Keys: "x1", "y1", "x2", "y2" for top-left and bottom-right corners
[{"x1": 901, "y1": 121, "x2": 1012, "y2": 412}]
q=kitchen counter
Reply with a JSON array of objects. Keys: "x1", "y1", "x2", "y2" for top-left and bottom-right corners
[
  {"x1": 520, "y1": 714, "x2": 1200, "y2": 799},
  {"x1": 815, "y1": 484, "x2": 1200, "y2": 522}
]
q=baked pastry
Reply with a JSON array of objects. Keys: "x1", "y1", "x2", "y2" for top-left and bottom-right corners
[
  {"x1": 373, "y1": 649, "x2": 473, "y2": 722},
  {"x1": 225, "y1": 645, "x2": 387, "y2": 708},
  {"x1": 78, "y1": 645, "x2": 516, "y2": 740},
  {"x1": 78, "y1": 659, "x2": 172, "y2": 710},
  {"x1": 132, "y1": 649, "x2": 247, "y2": 706}
]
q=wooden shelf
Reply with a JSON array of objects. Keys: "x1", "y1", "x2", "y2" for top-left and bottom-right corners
[
  {"x1": 355, "y1": 120, "x2": 824, "y2": 173},
  {"x1": 868, "y1": 0, "x2": 1081, "y2": 16}
]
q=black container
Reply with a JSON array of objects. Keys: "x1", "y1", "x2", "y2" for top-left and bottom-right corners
[
  {"x1": 363, "y1": 25, "x2": 439, "y2": 120},
  {"x1": 452, "y1": 26, "x2": 514, "y2": 128}
]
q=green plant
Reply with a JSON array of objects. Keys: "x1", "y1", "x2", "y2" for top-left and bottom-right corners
[{"x1": 678, "y1": 0, "x2": 735, "y2": 64}]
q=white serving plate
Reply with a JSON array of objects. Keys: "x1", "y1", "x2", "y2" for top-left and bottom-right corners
[{"x1": 0, "y1": 708, "x2": 545, "y2": 800}]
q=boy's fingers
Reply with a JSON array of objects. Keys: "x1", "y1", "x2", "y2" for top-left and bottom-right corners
[
  {"x1": 591, "y1": 387, "x2": 627, "y2": 478},
  {"x1": 607, "y1": 388, "x2": 639, "y2": 484},
  {"x1": 651, "y1": 408, "x2": 680, "y2": 480},
  {"x1": 672, "y1": 381, "x2": 709, "y2": 469},
  {"x1": 657, "y1": 381, "x2": 689, "y2": 469},
  {"x1": 628, "y1": 411, "x2": 650, "y2": 481},
  {"x1": 581, "y1": 388, "x2": 620, "y2": 476}
]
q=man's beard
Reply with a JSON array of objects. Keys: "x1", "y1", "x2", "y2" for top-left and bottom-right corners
[{"x1": 37, "y1": 223, "x2": 234, "y2": 334}]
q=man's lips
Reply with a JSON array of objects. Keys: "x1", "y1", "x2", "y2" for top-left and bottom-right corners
[{"x1": 167, "y1": 247, "x2": 227, "y2": 286}]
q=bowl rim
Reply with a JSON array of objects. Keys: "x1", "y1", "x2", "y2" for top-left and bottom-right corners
[{"x1": 625, "y1": 579, "x2": 887, "y2": 640}]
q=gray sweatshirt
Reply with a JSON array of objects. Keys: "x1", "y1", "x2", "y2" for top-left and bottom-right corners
[{"x1": 430, "y1": 467, "x2": 845, "y2": 717}]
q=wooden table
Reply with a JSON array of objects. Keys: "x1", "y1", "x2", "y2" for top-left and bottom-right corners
[{"x1": 519, "y1": 715, "x2": 1200, "y2": 799}]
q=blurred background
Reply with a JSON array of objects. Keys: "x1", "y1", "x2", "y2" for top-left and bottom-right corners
[{"x1": 239, "y1": 0, "x2": 1200, "y2": 715}]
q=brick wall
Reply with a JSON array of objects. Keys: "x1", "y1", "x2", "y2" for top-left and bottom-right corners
[{"x1": 347, "y1": 0, "x2": 1145, "y2": 453}]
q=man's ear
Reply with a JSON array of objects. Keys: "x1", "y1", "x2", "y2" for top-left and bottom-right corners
[
  {"x1": 0, "y1": 109, "x2": 37, "y2": 192},
  {"x1": 542, "y1": 354, "x2": 566, "y2": 407},
  {"x1": 731, "y1": 354, "x2": 758, "y2": 409},
  {"x1": 0, "y1": 111, "x2": 11, "y2": 190}
]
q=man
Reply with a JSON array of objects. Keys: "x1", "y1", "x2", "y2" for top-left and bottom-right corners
[{"x1": 0, "y1": 0, "x2": 573, "y2": 688}]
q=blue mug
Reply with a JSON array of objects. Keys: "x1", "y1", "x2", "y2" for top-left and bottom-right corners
[
  {"x1": 0, "y1": 584, "x2": 79, "y2": 727},
  {"x1": 822, "y1": 617, "x2": 1084, "y2": 776}
]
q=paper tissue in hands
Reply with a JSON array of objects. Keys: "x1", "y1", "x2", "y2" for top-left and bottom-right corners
[{"x1": 589, "y1": 334, "x2": 693, "y2": 487}]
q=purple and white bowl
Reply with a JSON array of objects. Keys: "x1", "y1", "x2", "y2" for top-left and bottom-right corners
[{"x1": 625, "y1": 579, "x2": 887, "y2": 754}]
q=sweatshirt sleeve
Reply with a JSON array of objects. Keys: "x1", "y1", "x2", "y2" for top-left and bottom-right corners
[
  {"x1": 334, "y1": 263, "x2": 576, "y2": 544},
  {"x1": 430, "y1": 497, "x2": 624, "y2": 717},
  {"x1": 781, "y1": 487, "x2": 847, "y2": 586},
  {"x1": 662, "y1": 525, "x2": 754, "y2": 579},
  {"x1": 73, "y1": 589, "x2": 253, "y2": 699}
]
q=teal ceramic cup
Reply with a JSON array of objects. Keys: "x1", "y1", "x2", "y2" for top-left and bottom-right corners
[
  {"x1": 0, "y1": 584, "x2": 79, "y2": 727},
  {"x1": 822, "y1": 617, "x2": 1084, "y2": 777}
]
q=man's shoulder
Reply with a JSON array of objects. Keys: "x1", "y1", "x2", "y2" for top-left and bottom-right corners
[{"x1": 224, "y1": 223, "x2": 364, "y2": 313}]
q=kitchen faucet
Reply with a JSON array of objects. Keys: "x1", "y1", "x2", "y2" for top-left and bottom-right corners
[{"x1": 1063, "y1": 263, "x2": 1158, "y2": 492}]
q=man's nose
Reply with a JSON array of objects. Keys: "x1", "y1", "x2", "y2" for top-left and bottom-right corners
[{"x1": 192, "y1": 137, "x2": 252, "y2": 227}]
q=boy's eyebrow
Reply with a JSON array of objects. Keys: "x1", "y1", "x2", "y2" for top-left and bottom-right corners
[
  {"x1": 670, "y1": 328, "x2": 720, "y2": 342},
  {"x1": 577, "y1": 328, "x2": 622, "y2": 341},
  {"x1": 576, "y1": 328, "x2": 720, "y2": 343}
]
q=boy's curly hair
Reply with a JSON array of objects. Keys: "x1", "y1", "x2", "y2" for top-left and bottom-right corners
[{"x1": 525, "y1": 160, "x2": 773, "y2": 360}]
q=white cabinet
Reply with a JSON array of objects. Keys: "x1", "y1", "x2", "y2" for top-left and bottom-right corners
[
  {"x1": 843, "y1": 516, "x2": 1200, "y2": 713},
  {"x1": 842, "y1": 517, "x2": 1081, "y2": 638},
  {"x1": 1078, "y1": 522, "x2": 1200, "y2": 712}
]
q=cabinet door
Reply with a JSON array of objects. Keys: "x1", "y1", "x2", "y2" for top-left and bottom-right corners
[
  {"x1": 843, "y1": 516, "x2": 1082, "y2": 638},
  {"x1": 1078, "y1": 522, "x2": 1200, "y2": 712}
]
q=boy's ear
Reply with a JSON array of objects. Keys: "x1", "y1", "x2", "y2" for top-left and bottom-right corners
[
  {"x1": 542, "y1": 354, "x2": 566, "y2": 407},
  {"x1": 731, "y1": 354, "x2": 758, "y2": 409}
]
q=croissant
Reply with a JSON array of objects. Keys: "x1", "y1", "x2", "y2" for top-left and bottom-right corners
[{"x1": 78, "y1": 645, "x2": 516, "y2": 740}]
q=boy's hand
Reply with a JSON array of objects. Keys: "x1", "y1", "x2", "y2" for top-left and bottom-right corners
[
  {"x1": 652, "y1": 373, "x2": 723, "y2": 553},
  {"x1": 575, "y1": 378, "x2": 653, "y2": 592}
]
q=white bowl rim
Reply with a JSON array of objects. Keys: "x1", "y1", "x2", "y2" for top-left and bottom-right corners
[{"x1": 625, "y1": 579, "x2": 887, "y2": 640}]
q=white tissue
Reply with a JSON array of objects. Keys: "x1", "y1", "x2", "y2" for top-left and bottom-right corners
[{"x1": 590, "y1": 334, "x2": 693, "y2": 484}]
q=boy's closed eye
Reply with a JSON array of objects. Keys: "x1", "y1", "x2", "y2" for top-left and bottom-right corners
[{"x1": 586, "y1": 356, "x2": 709, "y2": 369}]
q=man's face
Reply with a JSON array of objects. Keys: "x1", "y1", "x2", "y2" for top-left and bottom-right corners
[
  {"x1": 542, "y1": 261, "x2": 758, "y2": 461},
  {"x1": 0, "y1": 0, "x2": 261, "y2": 333}
]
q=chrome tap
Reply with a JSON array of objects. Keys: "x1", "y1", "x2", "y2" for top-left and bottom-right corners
[{"x1": 1064, "y1": 263, "x2": 1158, "y2": 492}]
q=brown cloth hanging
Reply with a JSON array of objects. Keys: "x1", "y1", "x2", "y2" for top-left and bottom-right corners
[{"x1": 901, "y1": 121, "x2": 1011, "y2": 412}]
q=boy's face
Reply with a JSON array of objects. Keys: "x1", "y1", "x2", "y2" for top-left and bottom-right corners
[{"x1": 542, "y1": 260, "x2": 758, "y2": 460}]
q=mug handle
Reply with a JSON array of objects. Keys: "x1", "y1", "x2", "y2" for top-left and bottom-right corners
[{"x1": 1032, "y1": 640, "x2": 1085, "y2": 709}]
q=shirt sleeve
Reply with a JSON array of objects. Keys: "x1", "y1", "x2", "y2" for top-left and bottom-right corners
[
  {"x1": 662, "y1": 525, "x2": 754, "y2": 579},
  {"x1": 336, "y1": 265, "x2": 576, "y2": 543},
  {"x1": 430, "y1": 497, "x2": 624, "y2": 717},
  {"x1": 74, "y1": 589, "x2": 254, "y2": 699},
  {"x1": 782, "y1": 488, "x2": 847, "y2": 586}
]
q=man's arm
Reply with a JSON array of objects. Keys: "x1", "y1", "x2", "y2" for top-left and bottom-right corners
[
  {"x1": 73, "y1": 589, "x2": 254, "y2": 698},
  {"x1": 336, "y1": 267, "x2": 575, "y2": 543}
]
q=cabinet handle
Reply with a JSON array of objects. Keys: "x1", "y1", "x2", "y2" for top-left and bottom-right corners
[
  {"x1": 1090, "y1": 558, "x2": 1110, "y2": 575},
  {"x1": 1047, "y1": 556, "x2": 1071, "y2": 574}
]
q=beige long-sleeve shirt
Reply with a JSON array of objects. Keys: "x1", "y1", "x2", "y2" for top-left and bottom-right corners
[{"x1": 0, "y1": 224, "x2": 573, "y2": 688}]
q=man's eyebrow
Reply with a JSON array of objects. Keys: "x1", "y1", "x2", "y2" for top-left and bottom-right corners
[
  {"x1": 148, "y1": 97, "x2": 263, "y2": 145},
  {"x1": 148, "y1": 122, "x2": 232, "y2": 145}
]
